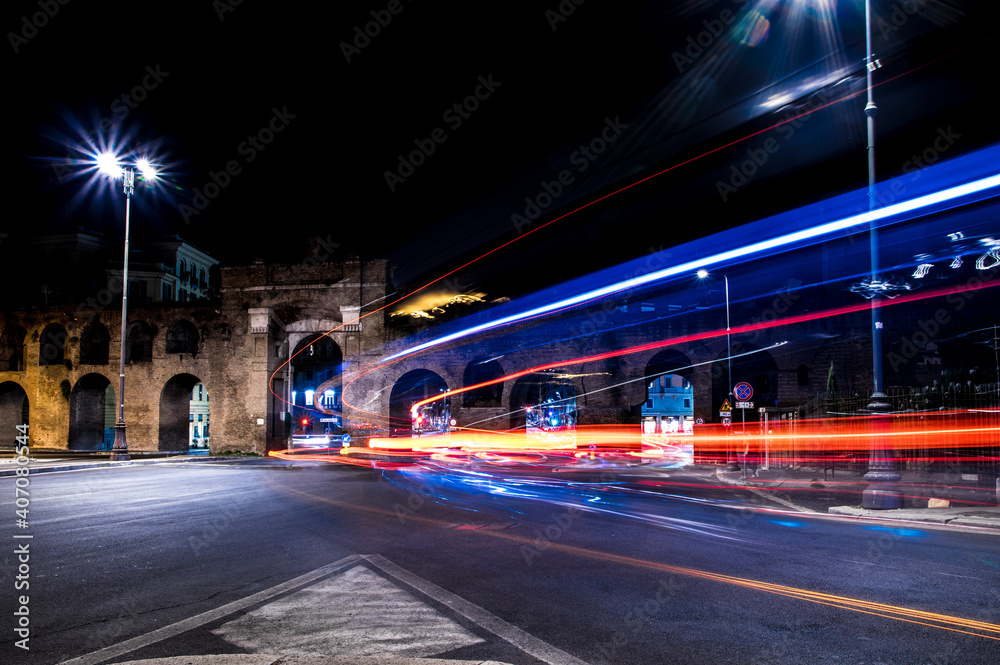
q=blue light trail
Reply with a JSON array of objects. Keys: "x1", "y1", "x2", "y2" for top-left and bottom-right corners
[{"x1": 382, "y1": 169, "x2": 1000, "y2": 363}]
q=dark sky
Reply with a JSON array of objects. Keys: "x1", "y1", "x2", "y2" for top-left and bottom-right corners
[{"x1": 6, "y1": 1, "x2": 1000, "y2": 300}]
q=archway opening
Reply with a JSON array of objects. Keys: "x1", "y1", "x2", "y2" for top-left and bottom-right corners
[
  {"x1": 190, "y1": 382, "x2": 210, "y2": 449},
  {"x1": 159, "y1": 374, "x2": 204, "y2": 452},
  {"x1": 69, "y1": 374, "x2": 114, "y2": 451},
  {"x1": 0, "y1": 382, "x2": 28, "y2": 450},
  {"x1": 389, "y1": 369, "x2": 449, "y2": 437},
  {"x1": 642, "y1": 350, "x2": 695, "y2": 438},
  {"x1": 509, "y1": 370, "x2": 577, "y2": 435},
  {"x1": 289, "y1": 334, "x2": 343, "y2": 444}
]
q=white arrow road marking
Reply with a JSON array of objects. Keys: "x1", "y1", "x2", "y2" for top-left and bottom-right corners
[
  {"x1": 210, "y1": 564, "x2": 484, "y2": 658},
  {"x1": 59, "y1": 554, "x2": 590, "y2": 665}
]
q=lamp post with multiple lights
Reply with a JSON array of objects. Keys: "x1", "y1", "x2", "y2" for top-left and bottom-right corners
[
  {"x1": 96, "y1": 152, "x2": 158, "y2": 461},
  {"x1": 853, "y1": 0, "x2": 903, "y2": 509}
]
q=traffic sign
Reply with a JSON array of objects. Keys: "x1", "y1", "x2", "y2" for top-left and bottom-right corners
[
  {"x1": 734, "y1": 382, "x2": 753, "y2": 401},
  {"x1": 720, "y1": 399, "x2": 732, "y2": 411},
  {"x1": 722, "y1": 417, "x2": 732, "y2": 427},
  {"x1": 735, "y1": 401, "x2": 754, "y2": 409}
]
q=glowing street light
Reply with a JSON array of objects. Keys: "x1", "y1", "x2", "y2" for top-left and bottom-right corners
[
  {"x1": 94, "y1": 150, "x2": 159, "y2": 461},
  {"x1": 850, "y1": 0, "x2": 902, "y2": 509},
  {"x1": 698, "y1": 269, "x2": 737, "y2": 468}
]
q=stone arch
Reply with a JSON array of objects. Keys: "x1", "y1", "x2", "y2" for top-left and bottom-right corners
[
  {"x1": 0, "y1": 382, "x2": 29, "y2": 448},
  {"x1": 80, "y1": 322, "x2": 111, "y2": 365},
  {"x1": 462, "y1": 357, "x2": 504, "y2": 407},
  {"x1": 290, "y1": 334, "x2": 343, "y2": 437},
  {"x1": 642, "y1": 349, "x2": 695, "y2": 436},
  {"x1": 509, "y1": 369, "x2": 577, "y2": 431},
  {"x1": 126, "y1": 321, "x2": 154, "y2": 363},
  {"x1": 39, "y1": 323, "x2": 67, "y2": 366},
  {"x1": 165, "y1": 319, "x2": 199, "y2": 355},
  {"x1": 68, "y1": 374, "x2": 115, "y2": 451},
  {"x1": 159, "y1": 373, "x2": 204, "y2": 452},
  {"x1": 389, "y1": 369, "x2": 448, "y2": 436}
]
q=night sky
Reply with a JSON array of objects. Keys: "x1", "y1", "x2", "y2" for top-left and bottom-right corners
[{"x1": 6, "y1": 1, "x2": 1000, "y2": 301}]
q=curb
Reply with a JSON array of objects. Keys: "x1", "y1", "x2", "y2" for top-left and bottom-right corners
[
  {"x1": 828, "y1": 505, "x2": 1000, "y2": 530},
  {"x1": 714, "y1": 468, "x2": 1000, "y2": 531},
  {"x1": 112, "y1": 657, "x2": 513, "y2": 665},
  {"x1": 0, "y1": 456, "x2": 236, "y2": 477}
]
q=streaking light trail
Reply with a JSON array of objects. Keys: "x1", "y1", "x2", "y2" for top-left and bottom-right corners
[
  {"x1": 404, "y1": 276, "x2": 1000, "y2": 418},
  {"x1": 381, "y1": 171, "x2": 1000, "y2": 363}
]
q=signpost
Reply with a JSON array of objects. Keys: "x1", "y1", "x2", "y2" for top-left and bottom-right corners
[{"x1": 733, "y1": 382, "x2": 754, "y2": 436}]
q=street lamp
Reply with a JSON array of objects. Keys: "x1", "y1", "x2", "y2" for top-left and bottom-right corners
[
  {"x1": 96, "y1": 151, "x2": 158, "y2": 461},
  {"x1": 848, "y1": 0, "x2": 902, "y2": 509},
  {"x1": 698, "y1": 269, "x2": 737, "y2": 468}
]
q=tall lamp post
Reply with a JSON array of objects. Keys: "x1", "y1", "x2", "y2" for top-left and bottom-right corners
[
  {"x1": 96, "y1": 152, "x2": 158, "y2": 462},
  {"x1": 698, "y1": 269, "x2": 736, "y2": 468},
  {"x1": 851, "y1": 0, "x2": 903, "y2": 509}
]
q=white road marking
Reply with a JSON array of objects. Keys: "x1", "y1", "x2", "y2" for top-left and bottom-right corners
[
  {"x1": 745, "y1": 487, "x2": 817, "y2": 513},
  {"x1": 59, "y1": 555, "x2": 362, "y2": 665},
  {"x1": 935, "y1": 572, "x2": 983, "y2": 580},
  {"x1": 363, "y1": 554, "x2": 590, "y2": 665},
  {"x1": 60, "y1": 554, "x2": 589, "y2": 665},
  {"x1": 210, "y1": 565, "x2": 485, "y2": 658}
]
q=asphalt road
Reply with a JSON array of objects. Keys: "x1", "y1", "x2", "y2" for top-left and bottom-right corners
[{"x1": 3, "y1": 459, "x2": 1000, "y2": 664}]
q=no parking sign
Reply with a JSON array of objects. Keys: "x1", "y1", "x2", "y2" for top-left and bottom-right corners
[{"x1": 734, "y1": 382, "x2": 753, "y2": 401}]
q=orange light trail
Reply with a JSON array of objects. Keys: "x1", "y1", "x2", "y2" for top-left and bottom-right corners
[{"x1": 408, "y1": 277, "x2": 1000, "y2": 418}]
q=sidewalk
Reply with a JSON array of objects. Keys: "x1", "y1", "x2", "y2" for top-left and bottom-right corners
[
  {"x1": 0, "y1": 450, "x2": 245, "y2": 476},
  {"x1": 112, "y1": 657, "x2": 513, "y2": 665},
  {"x1": 712, "y1": 462, "x2": 1000, "y2": 531}
]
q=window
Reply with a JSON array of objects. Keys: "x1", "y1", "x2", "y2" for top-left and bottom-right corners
[
  {"x1": 38, "y1": 324, "x2": 67, "y2": 366},
  {"x1": 80, "y1": 323, "x2": 110, "y2": 365},
  {"x1": 166, "y1": 320, "x2": 199, "y2": 354}
]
